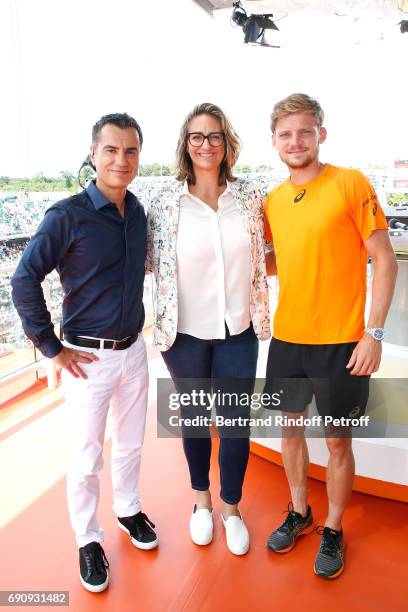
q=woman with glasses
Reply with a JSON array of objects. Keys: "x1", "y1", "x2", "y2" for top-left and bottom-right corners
[{"x1": 147, "y1": 103, "x2": 270, "y2": 555}]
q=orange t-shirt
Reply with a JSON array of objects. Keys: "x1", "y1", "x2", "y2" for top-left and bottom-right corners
[{"x1": 264, "y1": 164, "x2": 388, "y2": 344}]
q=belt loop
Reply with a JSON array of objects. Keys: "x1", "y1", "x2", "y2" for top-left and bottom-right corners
[{"x1": 101, "y1": 339, "x2": 104, "y2": 350}]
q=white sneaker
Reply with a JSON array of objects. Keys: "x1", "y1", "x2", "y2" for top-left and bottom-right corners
[
  {"x1": 189, "y1": 504, "x2": 213, "y2": 545},
  {"x1": 221, "y1": 511, "x2": 249, "y2": 555}
]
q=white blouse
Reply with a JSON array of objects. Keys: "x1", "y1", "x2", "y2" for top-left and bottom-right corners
[{"x1": 176, "y1": 181, "x2": 252, "y2": 340}]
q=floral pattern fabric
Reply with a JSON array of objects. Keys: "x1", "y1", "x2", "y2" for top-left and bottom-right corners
[{"x1": 147, "y1": 177, "x2": 271, "y2": 351}]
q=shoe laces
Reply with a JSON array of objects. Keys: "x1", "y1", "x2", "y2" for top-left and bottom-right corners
[
  {"x1": 83, "y1": 543, "x2": 109, "y2": 576},
  {"x1": 280, "y1": 502, "x2": 304, "y2": 533},
  {"x1": 316, "y1": 526, "x2": 342, "y2": 557},
  {"x1": 132, "y1": 511, "x2": 156, "y2": 535}
]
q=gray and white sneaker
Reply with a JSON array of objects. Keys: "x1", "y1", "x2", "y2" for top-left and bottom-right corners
[
  {"x1": 268, "y1": 503, "x2": 314, "y2": 553},
  {"x1": 314, "y1": 526, "x2": 345, "y2": 579}
]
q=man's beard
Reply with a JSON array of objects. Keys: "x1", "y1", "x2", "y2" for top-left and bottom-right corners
[{"x1": 280, "y1": 151, "x2": 316, "y2": 170}]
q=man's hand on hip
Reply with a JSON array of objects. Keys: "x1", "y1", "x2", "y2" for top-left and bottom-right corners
[
  {"x1": 346, "y1": 334, "x2": 382, "y2": 376},
  {"x1": 53, "y1": 346, "x2": 99, "y2": 379}
]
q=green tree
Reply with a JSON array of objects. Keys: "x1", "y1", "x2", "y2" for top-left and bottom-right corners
[
  {"x1": 59, "y1": 170, "x2": 75, "y2": 189},
  {"x1": 139, "y1": 163, "x2": 174, "y2": 176},
  {"x1": 161, "y1": 165, "x2": 173, "y2": 176},
  {"x1": 255, "y1": 165, "x2": 273, "y2": 173},
  {"x1": 235, "y1": 164, "x2": 253, "y2": 174}
]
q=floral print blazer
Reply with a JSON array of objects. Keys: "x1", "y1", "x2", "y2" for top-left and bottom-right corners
[{"x1": 146, "y1": 177, "x2": 271, "y2": 351}]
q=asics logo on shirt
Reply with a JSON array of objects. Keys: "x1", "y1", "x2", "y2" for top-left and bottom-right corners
[{"x1": 294, "y1": 189, "x2": 306, "y2": 203}]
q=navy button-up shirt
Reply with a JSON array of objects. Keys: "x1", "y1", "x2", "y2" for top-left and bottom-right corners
[{"x1": 11, "y1": 181, "x2": 147, "y2": 358}]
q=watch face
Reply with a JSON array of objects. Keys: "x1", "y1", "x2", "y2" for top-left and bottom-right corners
[{"x1": 373, "y1": 328, "x2": 384, "y2": 340}]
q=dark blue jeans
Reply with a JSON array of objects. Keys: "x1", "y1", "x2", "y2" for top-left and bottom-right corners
[{"x1": 161, "y1": 325, "x2": 259, "y2": 505}]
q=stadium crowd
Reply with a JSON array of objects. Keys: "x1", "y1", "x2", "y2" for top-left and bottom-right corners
[
  {"x1": 0, "y1": 193, "x2": 67, "y2": 237},
  {"x1": 1, "y1": 174, "x2": 281, "y2": 354},
  {"x1": 1, "y1": 174, "x2": 281, "y2": 239}
]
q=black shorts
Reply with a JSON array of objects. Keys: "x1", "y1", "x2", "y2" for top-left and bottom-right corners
[{"x1": 264, "y1": 338, "x2": 369, "y2": 419}]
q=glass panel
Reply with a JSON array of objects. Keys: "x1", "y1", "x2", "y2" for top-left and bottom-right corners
[{"x1": 385, "y1": 256, "x2": 408, "y2": 346}]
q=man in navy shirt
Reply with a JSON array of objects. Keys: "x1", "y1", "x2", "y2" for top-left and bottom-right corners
[{"x1": 12, "y1": 113, "x2": 158, "y2": 593}]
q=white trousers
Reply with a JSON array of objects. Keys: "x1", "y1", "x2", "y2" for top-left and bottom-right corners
[{"x1": 61, "y1": 334, "x2": 149, "y2": 547}]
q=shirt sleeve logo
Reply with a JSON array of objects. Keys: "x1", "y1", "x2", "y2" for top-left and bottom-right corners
[
  {"x1": 293, "y1": 189, "x2": 306, "y2": 203},
  {"x1": 362, "y1": 193, "x2": 378, "y2": 215}
]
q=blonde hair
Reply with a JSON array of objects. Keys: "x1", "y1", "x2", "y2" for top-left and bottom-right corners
[
  {"x1": 175, "y1": 103, "x2": 241, "y2": 185},
  {"x1": 271, "y1": 93, "x2": 324, "y2": 133}
]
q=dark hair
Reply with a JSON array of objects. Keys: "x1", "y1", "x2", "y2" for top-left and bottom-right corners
[
  {"x1": 92, "y1": 113, "x2": 143, "y2": 149},
  {"x1": 175, "y1": 102, "x2": 240, "y2": 186}
]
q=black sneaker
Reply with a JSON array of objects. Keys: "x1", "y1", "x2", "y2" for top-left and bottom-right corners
[
  {"x1": 268, "y1": 503, "x2": 314, "y2": 553},
  {"x1": 79, "y1": 542, "x2": 109, "y2": 593},
  {"x1": 117, "y1": 511, "x2": 158, "y2": 550},
  {"x1": 314, "y1": 526, "x2": 345, "y2": 579}
]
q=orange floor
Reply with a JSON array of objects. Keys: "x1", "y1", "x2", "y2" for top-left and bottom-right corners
[{"x1": 1, "y1": 384, "x2": 408, "y2": 611}]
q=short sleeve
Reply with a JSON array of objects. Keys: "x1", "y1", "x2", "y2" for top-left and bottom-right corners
[{"x1": 344, "y1": 170, "x2": 388, "y2": 241}]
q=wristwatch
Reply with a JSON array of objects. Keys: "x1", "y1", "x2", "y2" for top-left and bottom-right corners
[{"x1": 365, "y1": 327, "x2": 384, "y2": 341}]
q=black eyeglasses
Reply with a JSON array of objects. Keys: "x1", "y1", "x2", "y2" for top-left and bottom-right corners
[{"x1": 187, "y1": 132, "x2": 224, "y2": 147}]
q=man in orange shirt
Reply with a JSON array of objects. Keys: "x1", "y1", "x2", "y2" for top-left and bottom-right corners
[{"x1": 264, "y1": 93, "x2": 397, "y2": 579}]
